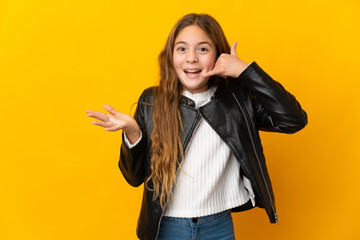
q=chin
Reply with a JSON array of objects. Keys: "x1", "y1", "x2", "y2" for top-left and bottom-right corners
[{"x1": 183, "y1": 83, "x2": 209, "y2": 93}]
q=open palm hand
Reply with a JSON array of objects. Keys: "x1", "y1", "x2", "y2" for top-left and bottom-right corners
[{"x1": 86, "y1": 104, "x2": 140, "y2": 143}]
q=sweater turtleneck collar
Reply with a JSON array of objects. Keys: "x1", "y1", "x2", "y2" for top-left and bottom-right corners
[{"x1": 182, "y1": 85, "x2": 218, "y2": 108}]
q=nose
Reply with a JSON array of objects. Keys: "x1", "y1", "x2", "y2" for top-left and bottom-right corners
[{"x1": 186, "y1": 51, "x2": 198, "y2": 63}]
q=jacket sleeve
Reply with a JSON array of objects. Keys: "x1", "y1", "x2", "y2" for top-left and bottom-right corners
[
  {"x1": 118, "y1": 92, "x2": 147, "y2": 187},
  {"x1": 237, "y1": 61, "x2": 308, "y2": 133}
]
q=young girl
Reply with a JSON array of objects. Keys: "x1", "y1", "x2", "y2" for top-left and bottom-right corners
[{"x1": 86, "y1": 13, "x2": 307, "y2": 240}]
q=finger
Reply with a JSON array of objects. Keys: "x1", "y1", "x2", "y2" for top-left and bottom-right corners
[
  {"x1": 230, "y1": 42, "x2": 238, "y2": 56},
  {"x1": 104, "y1": 104, "x2": 118, "y2": 115},
  {"x1": 92, "y1": 120, "x2": 113, "y2": 128},
  {"x1": 202, "y1": 69, "x2": 218, "y2": 77},
  {"x1": 202, "y1": 71, "x2": 212, "y2": 78},
  {"x1": 87, "y1": 111, "x2": 109, "y2": 122},
  {"x1": 105, "y1": 125, "x2": 121, "y2": 131}
]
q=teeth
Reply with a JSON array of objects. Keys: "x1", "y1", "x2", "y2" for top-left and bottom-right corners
[{"x1": 185, "y1": 70, "x2": 201, "y2": 73}]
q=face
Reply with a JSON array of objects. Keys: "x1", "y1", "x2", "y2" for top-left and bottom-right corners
[{"x1": 173, "y1": 25, "x2": 217, "y2": 93}]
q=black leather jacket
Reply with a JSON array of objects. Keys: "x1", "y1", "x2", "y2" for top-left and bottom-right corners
[{"x1": 118, "y1": 61, "x2": 308, "y2": 240}]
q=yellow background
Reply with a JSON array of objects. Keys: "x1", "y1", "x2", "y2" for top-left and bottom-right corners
[{"x1": 1, "y1": 0, "x2": 359, "y2": 239}]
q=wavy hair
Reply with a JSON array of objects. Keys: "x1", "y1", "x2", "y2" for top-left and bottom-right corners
[{"x1": 146, "y1": 13, "x2": 231, "y2": 210}]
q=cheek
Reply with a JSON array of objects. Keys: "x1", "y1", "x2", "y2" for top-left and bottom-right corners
[
  {"x1": 173, "y1": 55, "x2": 182, "y2": 70},
  {"x1": 204, "y1": 56, "x2": 216, "y2": 69}
]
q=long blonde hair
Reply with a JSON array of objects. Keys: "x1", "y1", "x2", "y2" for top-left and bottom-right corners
[{"x1": 146, "y1": 13, "x2": 231, "y2": 210}]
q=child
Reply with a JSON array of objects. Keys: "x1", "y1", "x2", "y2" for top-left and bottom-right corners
[{"x1": 86, "y1": 13, "x2": 307, "y2": 240}]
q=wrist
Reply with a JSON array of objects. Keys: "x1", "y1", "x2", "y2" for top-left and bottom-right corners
[
  {"x1": 124, "y1": 130, "x2": 140, "y2": 145},
  {"x1": 236, "y1": 61, "x2": 255, "y2": 79},
  {"x1": 123, "y1": 130, "x2": 142, "y2": 149},
  {"x1": 124, "y1": 124, "x2": 140, "y2": 144},
  {"x1": 233, "y1": 61, "x2": 250, "y2": 78}
]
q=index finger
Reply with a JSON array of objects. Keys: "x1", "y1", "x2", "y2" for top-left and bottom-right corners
[{"x1": 86, "y1": 110, "x2": 109, "y2": 122}]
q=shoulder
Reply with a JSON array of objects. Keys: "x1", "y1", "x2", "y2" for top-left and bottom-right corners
[
  {"x1": 216, "y1": 76, "x2": 248, "y2": 98},
  {"x1": 138, "y1": 86, "x2": 158, "y2": 104}
]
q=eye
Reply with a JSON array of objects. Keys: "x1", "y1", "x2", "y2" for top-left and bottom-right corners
[
  {"x1": 177, "y1": 47, "x2": 185, "y2": 52},
  {"x1": 199, "y1": 47, "x2": 208, "y2": 52}
]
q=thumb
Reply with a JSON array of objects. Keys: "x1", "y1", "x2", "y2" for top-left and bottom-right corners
[
  {"x1": 230, "y1": 42, "x2": 238, "y2": 56},
  {"x1": 104, "y1": 104, "x2": 117, "y2": 115}
]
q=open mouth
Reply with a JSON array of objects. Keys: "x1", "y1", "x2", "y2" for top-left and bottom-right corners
[
  {"x1": 184, "y1": 69, "x2": 201, "y2": 79},
  {"x1": 184, "y1": 69, "x2": 202, "y2": 74},
  {"x1": 183, "y1": 69, "x2": 202, "y2": 79}
]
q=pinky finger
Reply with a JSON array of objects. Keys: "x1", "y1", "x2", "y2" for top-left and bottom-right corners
[{"x1": 105, "y1": 125, "x2": 120, "y2": 132}]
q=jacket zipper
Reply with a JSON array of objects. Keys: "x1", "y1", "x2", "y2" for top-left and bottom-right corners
[
  {"x1": 154, "y1": 110, "x2": 202, "y2": 240},
  {"x1": 232, "y1": 92, "x2": 279, "y2": 224}
]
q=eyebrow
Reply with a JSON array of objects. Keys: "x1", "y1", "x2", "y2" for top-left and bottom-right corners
[{"x1": 174, "y1": 41, "x2": 212, "y2": 47}]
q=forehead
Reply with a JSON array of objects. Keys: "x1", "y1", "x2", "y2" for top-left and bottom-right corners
[{"x1": 175, "y1": 25, "x2": 214, "y2": 45}]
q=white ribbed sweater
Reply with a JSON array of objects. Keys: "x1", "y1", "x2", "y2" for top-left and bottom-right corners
[{"x1": 123, "y1": 86, "x2": 255, "y2": 218}]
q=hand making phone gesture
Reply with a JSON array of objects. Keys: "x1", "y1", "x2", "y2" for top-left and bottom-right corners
[
  {"x1": 202, "y1": 42, "x2": 249, "y2": 79},
  {"x1": 86, "y1": 105, "x2": 140, "y2": 144}
]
